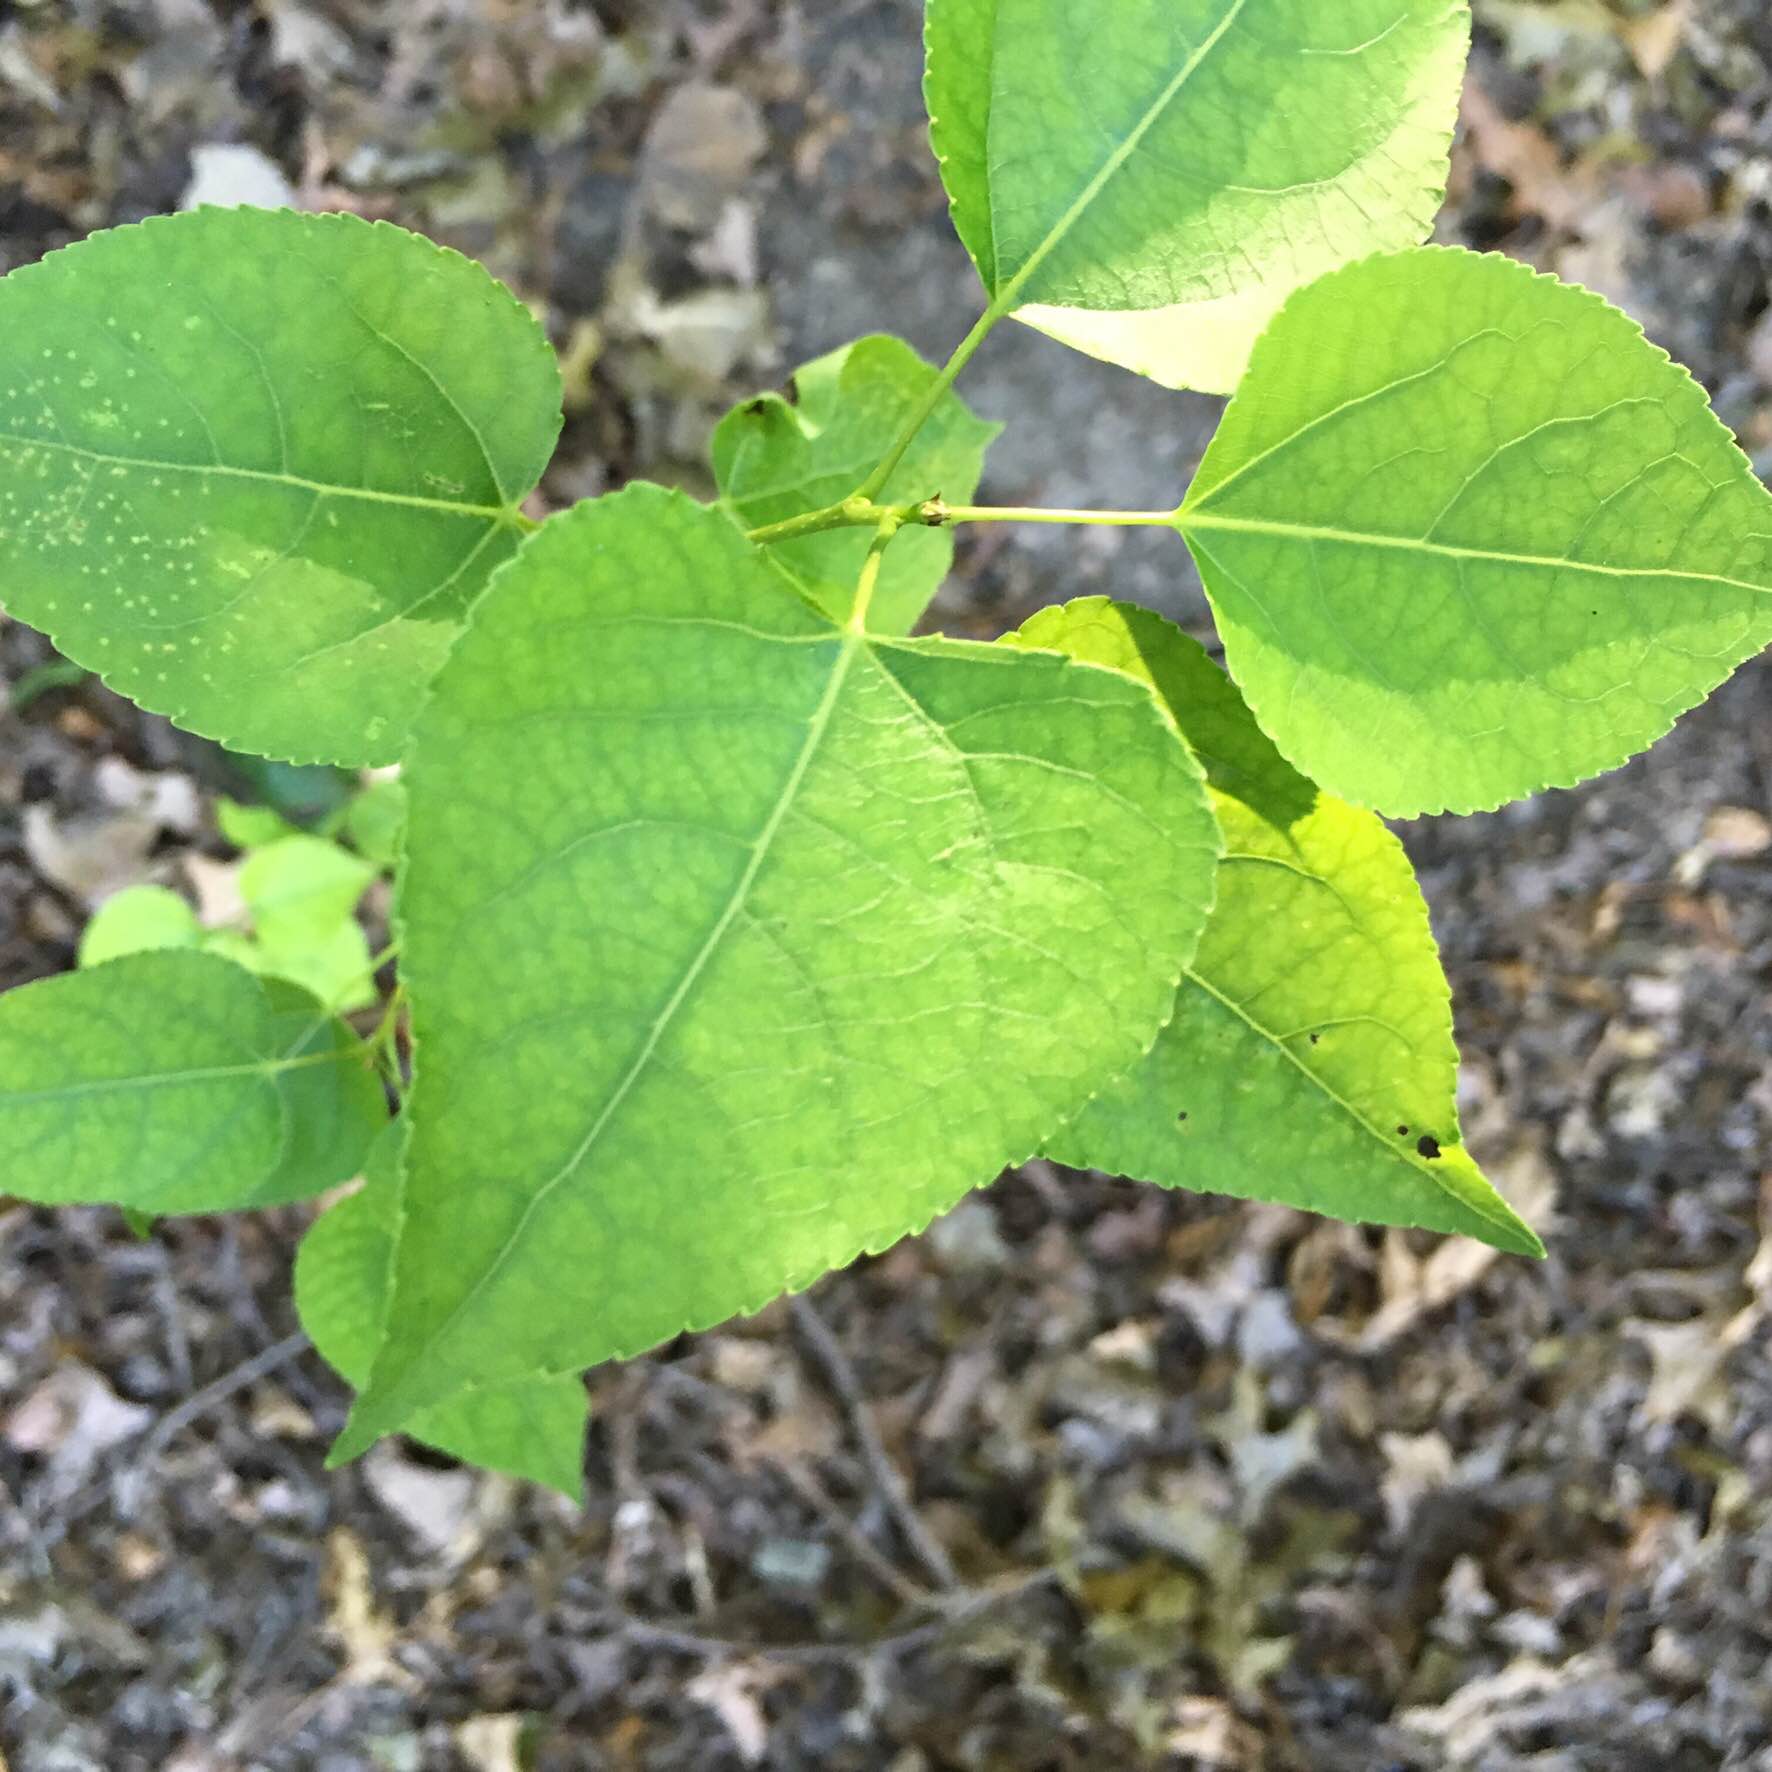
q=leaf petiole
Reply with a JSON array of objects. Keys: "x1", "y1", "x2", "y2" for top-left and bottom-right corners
[
  {"x1": 853, "y1": 298, "x2": 1008, "y2": 502},
  {"x1": 747, "y1": 497, "x2": 1180, "y2": 549},
  {"x1": 926, "y1": 502, "x2": 1179, "y2": 530},
  {"x1": 849, "y1": 514, "x2": 905, "y2": 634}
]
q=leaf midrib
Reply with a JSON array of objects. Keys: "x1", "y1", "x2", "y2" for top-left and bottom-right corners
[
  {"x1": 0, "y1": 429, "x2": 517, "y2": 522},
  {"x1": 990, "y1": 0, "x2": 1255, "y2": 310},
  {"x1": 1181, "y1": 963, "x2": 1520, "y2": 1243},
  {"x1": 368, "y1": 625, "x2": 865, "y2": 1416},
  {"x1": 1, "y1": 1047, "x2": 335, "y2": 1109},
  {"x1": 1182, "y1": 510, "x2": 1772, "y2": 598}
]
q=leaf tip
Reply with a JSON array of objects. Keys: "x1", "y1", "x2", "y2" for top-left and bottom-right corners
[{"x1": 326, "y1": 1397, "x2": 394, "y2": 1468}]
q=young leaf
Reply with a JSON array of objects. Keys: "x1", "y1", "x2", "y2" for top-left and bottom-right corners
[
  {"x1": 235, "y1": 835, "x2": 379, "y2": 1012},
  {"x1": 343, "y1": 779, "x2": 408, "y2": 870},
  {"x1": 712, "y1": 334, "x2": 999, "y2": 633},
  {"x1": 331, "y1": 487, "x2": 1220, "y2": 1454},
  {"x1": 0, "y1": 208, "x2": 562, "y2": 766},
  {"x1": 78, "y1": 884, "x2": 202, "y2": 968},
  {"x1": 296, "y1": 1127, "x2": 587, "y2": 1497},
  {"x1": 1006, "y1": 600, "x2": 1542, "y2": 1257},
  {"x1": 216, "y1": 798, "x2": 302, "y2": 851},
  {"x1": 925, "y1": 0, "x2": 1471, "y2": 393},
  {"x1": 0, "y1": 950, "x2": 381, "y2": 1213},
  {"x1": 1178, "y1": 248, "x2": 1772, "y2": 816}
]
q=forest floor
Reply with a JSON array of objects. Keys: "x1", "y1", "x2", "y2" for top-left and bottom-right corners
[{"x1": 1, "y1": 2, "x2": 1771, "y2": 1768}]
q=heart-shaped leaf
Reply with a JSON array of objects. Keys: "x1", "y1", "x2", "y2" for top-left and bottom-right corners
[
  {"x1": 1007, "y1": 600, "x2": 1542, "y2": 1256},
  {"x1": 0, "y1": 208, "x2": 561, "y2": 766},
  {"x1": 1178, "y1": 248, "x2": 1772, "y2": 814},
  {"x1": 713, "y1": 334, "x2": 999, "y2": 633},
  {"x1": 331, "y1": 488, "x2": 1220, "y2": 1453},
  {"x1": 925, "y1": 0, "x2": 1470, "y2": 393}
]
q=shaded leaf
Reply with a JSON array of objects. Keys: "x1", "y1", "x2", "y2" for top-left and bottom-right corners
[
  {"x1": 0, "y1": 208, "x2": 561, "y2": 766},
  {"x1": 254, "y1": 978, "x2": 388, "y2": 1209},
  {"x1": 344, "y1": 779, "x2": 408, "y2": 869},
  {"x1": 1007, "y1": 599, "x2": 1542, "y2": 1256},
  {"x1": 296, "y1": 1127, "x2": 587, "y2": 1496},
  {"x1": 0, "y1": 950, "x2": 380, "y2": 1212}
]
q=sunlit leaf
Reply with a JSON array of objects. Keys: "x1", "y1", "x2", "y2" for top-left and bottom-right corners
[
  {"x1": 331, "y1": 487, "x2": 1219, "y2": 1455},
  {"x1": 926, "y1": 0, "x2": 1471, "y2": 391},
  {"x1": 1178, "y1": 248, "x2": 1772, "y2": 814}
]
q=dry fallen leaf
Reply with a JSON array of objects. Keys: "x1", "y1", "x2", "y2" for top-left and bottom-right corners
[
  {"x1": 1627, "y1": 1318, "x2": 1735, "y2": 1431},
  {"x1": 1621, "y1": 0, "x2": 1690, "y2": 79},
  {"x1": 1379, "y1": 1430, "x2": 1456, "y2": 1534},
  {"x1": 322, "y1": 1527, "x2": 410, "y2": 1691},
  {"x1": 687, "y1": 1663, "x2": 775, "y2": 1766},
  {"x1": 1164, "y1": 1696, "x2": 1261, "y2": 1769},
  {"x1": 455, "y1": 1714, "x2": 528, "y2": 1772},
  {"x1": 1459, "y1": 82, "x2": 1589, "y2": 231},
  {"x1": 4, "y1": 1361, "x2": 151, "y2": 1480}
]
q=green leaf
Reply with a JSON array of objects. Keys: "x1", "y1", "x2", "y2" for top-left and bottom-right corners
[
  {"x1": 79, "y1": 884, "x2": 202, "y2": 968},
  {"x1": 216, "y1": 797, "x2": 301, "y2": 851},
  {"x1": 254, "y1": 978, "x2": 389, "y2": 1209},
  {"x1": 0, "y1": 950, "x2": 380, "y2": 1212},
  {"x1": 712, "y1": 335, "x2": 999, "y2": 634},
  {"x1": 237, "y1": 835, "x2": 379, "y2": 1011},
  {"x1": 330, "y1": 486, "x2": 1220, "y2": 1455},
  {"x1": 1005, "y1": 599, "x2": 1543, "y2": 1257},
  {"x1": 0, "y1": 208, "x2": 561, "y2": 766},
  {"x1": 343, "y1": 779, "x2": 408, "y2": 870},
  {"x1": 295, "y1": 1126, "x2": 587, "y2": 1496},
  {"x1": 1178, "y1": 248, "x2": 1772, "y2": 816},
  {"x1": 925, "y1": 0, "x2": 1471, "y2": 393}
]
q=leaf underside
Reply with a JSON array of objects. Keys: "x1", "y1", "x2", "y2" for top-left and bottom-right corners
[
  {"x1": 332, "y1": 487, "x2": 1220, "y2": 1455},
  {"x1": 0, "y1": 949, "x2": 382, "y2": 1214},
  {"x1": 1006, "y1": 600, "x2": 1541, "y2": 1257},
  {"x1": 713, "y1": 333, "x2": 999, "y2": 634},
  {"x1": 0, "y1": 207, "x2": 562, "y2": 766},
  {"x1": 295, "y1": 1126, "x2": 588, "y2": 1497},
  {"x1": 925, "y1": 0, "x2": 1471, "y2": 392},
  {"x1": 1180, "y1": 247, "x2": 1772, "y2": 816}
]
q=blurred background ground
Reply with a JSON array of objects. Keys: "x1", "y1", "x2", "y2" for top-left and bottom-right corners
[{"x1": 1, "y1": 1, "x2": 1771, "y2": 1767}]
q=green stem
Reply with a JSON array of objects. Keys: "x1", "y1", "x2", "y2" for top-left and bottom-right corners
[
  {"x1": 364, "y1": 981, "x2": 410, "y2": 1086},
  {"x1": 932, "y1": 503, "x2": 1179, "y2": 530},
  {"x1": 849, "y1": 514, "x2": 904, "y2": 634},
  {"x1": 854, "y1": 299, "x2": 1008, "y2": 502},
  {"x1": 747, "y1": 496, "x2": 893, "y2": 548},
  {"x1": 748, "y1": 498, "x2": 1182, "y2": 549}
]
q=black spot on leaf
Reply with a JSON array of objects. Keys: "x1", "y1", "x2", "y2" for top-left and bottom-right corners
[
  {"x1": 1416, "y1": 1134, "x2": 1442, "y2": 1160},
  {"x1": 1396, "y1": 1125, "x2": 1409, "y2": 1137}
]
